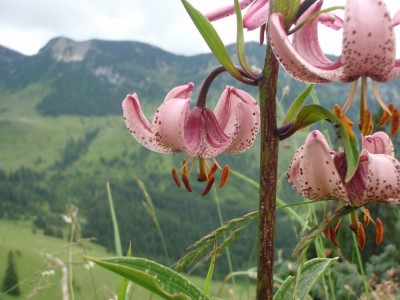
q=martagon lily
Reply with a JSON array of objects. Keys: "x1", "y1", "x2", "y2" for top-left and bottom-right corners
[
  {"x1": 269, "y1": 0, "x2": 400, "y2": 134},
  {"x1": 287, "y1": 130, "x2": 400, "y2": 207},
  {"x1": 122, "y1": 82, "x2": 260, "y2": 194}
]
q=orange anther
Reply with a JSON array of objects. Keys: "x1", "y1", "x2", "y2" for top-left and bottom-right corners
[
  {"x1": 171, "y1": 168, "x2": 181, "y2": 188},
  {"x1": 375, "y1": 218, "x2": 384, "y2": 245},
  {"x1": 324, "y1": 226, "x2": 331, "y2": 238},
  {"x1": 377, "y1": 103, "x2": 393, "y2": 127},
  {"x1": 360, "y1": 109, "x2": 373, "y2": 136},
  {"x1": 390, "y1": 108, "x2": 400, "y2": 136},
  {"x1": 207, "y1": 163, "x2": 218, "y2": 179},
  {"x1": 182, "y1": 173, "x2": 192, "y2": 192},
  {"x1": 201, "y1": 176, "x2": 215, "y2": 196},
  {"x1": 219, "y1": 165, "x2": 231, "y2": 188},
  {"x1": 357, "y1": 222, "x2": 366, "y2": 250},
  {"x1": 329, "y1": 226, "x2": 339, "y2": 247},
  {"x1": 333, "y1": 104, "x2": 355, "y2": 139}
]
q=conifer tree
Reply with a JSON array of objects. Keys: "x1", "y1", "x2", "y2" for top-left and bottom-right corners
[{"x1": 2, "y1": 251, "x2": 21, "y2": 296}]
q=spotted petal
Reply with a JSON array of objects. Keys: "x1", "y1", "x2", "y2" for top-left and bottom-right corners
[
  {"x1": 361, "y1": 150, "x2": 400, "y2": 205},
  {"x1": 123, "y1": 83, "x2": 193, "y2": 154},
  {"x1": 362, "y1": 131, "x2": 394, "y2": 155},
  {"x1": 122, "y1": 93, "x2": 175, "y2": 153},
  {"x1": 270, "y1": 0, "x2": 398, "y2": 83},
  {"x1": 214, "y1": 86, "x2": 260, "y2": 153},
  {"x1": 287, "y1": 130, "x2": 347, "y2": 200}
]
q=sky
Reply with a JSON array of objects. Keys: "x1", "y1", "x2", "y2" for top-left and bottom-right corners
[{"x1": 1, "y1": 0, "x2": 400, "y2": 57}]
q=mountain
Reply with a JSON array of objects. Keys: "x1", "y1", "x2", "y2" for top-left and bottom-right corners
[
  {"x1": 0, "y1": 45, "x2": 26, "y2": 62},
  {"x1": 1, "y1": 36, "x2": 260, "y2": 116}
]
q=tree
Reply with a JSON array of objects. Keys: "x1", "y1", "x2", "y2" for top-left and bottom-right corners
[{"x1": 2, "y1": 251, "x2": 21, "y2": 296}]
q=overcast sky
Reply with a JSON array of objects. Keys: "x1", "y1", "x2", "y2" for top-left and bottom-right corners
[{"x1": 1, "y1": 0, "x2": 400, "y2": 57}]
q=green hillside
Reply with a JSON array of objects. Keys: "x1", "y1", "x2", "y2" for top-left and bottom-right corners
[{"x1": 0, "y1": 220, "x2": 255, "y2": 299}]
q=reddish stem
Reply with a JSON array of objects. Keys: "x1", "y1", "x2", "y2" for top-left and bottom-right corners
[{"x1": 257, "y1": 42, "x2": 280, "y2": 299}]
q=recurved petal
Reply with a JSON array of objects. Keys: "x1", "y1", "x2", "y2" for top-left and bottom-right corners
[
  {"x1": 184, "y1": 107, "x2": 232, "y2": 158},
  {"x1": 205, "y1": 0, "x2": 254, "y2": 22},
  {"x1": 243, "y1": 0, "x2": 269, "y2": 30},
  {"x1": 341, "y1": 0, "x2": 396, "y2": 82},
  {"x1": 318, "y1": 13, "x2": 344, "y2": 30},
  {"x1": 269, "y1": 13, "x2": 342, "y2": 83},
  {"x1": 335, "y1": 152, "x2": 368, "y2": 206},
  {"x1": 287, "y1": 130, "x2": 348, "y2": 200},
  {"x1": 222, "y1": 87, "x2": 260, "y2": 153},
  {"x1": 362, "y1": 131, "x2": 394, "y2": 156},
  {"x1": 184, "y1": 107, "x2": 203, "y2": 157},
  {"x1": 164, "y1": 82, "x2": 194, "y2": 102},
  {"x1": 293, "y1": 1, "x2": 340, "y2": 69},
  {"x1": 123, "y1": 93, "x2": 174, "y2": 153},
  {"x1": 152, "y1": 97, "x2": 191, "y2": 152},
  {"x1": 362, "y1": 149, "x2": 400, "y2": 205}
]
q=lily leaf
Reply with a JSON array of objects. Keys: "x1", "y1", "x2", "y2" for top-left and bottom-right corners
[
  {"x1": 181, "y1": 0, "x2": 248, "y2": 83},
  {"x1": 283, "y1": 84, "x2": 315, "y2": 124},
  {"x1": 234, "y1": 0, "x2": 255, "y2": 79},
  {"x1": 174, "y1": 211, "x2": 258, "y2": 272},
  {"x1": 292, "y1": 205, "x2": 358, "y2": 257},
  {"x1": 86, "y1": 256, "x2": 209, "y2": 300},
  {"x1": 280, "y1": 104, "x2": 359, "y2": 181},
  {"x1": 274, "y1": 258, "x2": 339, "y2": 300}
]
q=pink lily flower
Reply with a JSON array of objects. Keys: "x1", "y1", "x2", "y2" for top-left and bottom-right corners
[
  {"x1": 269, "y1": 0, "x2": 400, "y2": 83},
  {"x1": 206, "y1": 0, "x2": 343, "y2": 31},
  {"x1": 123, "y1": 82, "x2": 260, "y2": 193},
  {"x1": 287, "y1": 130, "x2": 400, "y2": 207},
  {"x1": 122, "y1": 82, "x2": 260, "y2": 158}
]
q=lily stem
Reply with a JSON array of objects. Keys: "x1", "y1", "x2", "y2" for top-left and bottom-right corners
[
  {"x1": 257, "y1": 40, "x2": 280, "y2": 298},
  {"x1": 196, "y1": 65, "x2": 258, "y2": 108}
]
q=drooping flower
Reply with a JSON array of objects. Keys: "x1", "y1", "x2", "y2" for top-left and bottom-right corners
[
  {"x1": 122, "y1": 82, "x2": 260, "y2": 193},
  {"x1": 287, "y1": 130, "x2": 400, "y2": 207},
  {"x1": 269, "y1": 0, "x2": 400, "y2": 134}
]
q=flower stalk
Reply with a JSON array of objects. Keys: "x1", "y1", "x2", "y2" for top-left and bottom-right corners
[{"x1": 257, "y1": 42, "x2": 280, "y2": 299}]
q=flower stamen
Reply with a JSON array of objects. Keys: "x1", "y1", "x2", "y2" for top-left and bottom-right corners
[
  {"x1": 333, "y1": 104, "x2": 355, "y2": 139},
  {"x1": 219, "y1": 165, "x2": 231, "y2": 188},
  {"x1": 182, "y1": 173, "x2": 192, "y2": 192},
  {"x1": 356, "y1": 221, "x2": 366, "y2": 250},
  {"x1": 171, "y1": 168, "x2": 181, "y2": 188},
  {"x1": 201, "y1": 176, "x2": 215, "y2": 196},
  {"x1": 375, "y1": 218, "x2": 384, "y2": 245}
]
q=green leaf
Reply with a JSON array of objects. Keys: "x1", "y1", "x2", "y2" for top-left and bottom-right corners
[
  {"x1": 234, "y1": 0, "x2": 255, "y2": 79},
  {"x1": 274, "y1": 258, "x2": 339, "y2": 300},
  {"x1": 292, "y1": 205, "x2": 358, "y2": 257},
  {"x1": 174, "y1": 211, "x2": 258, "y2": 272},
  {"x1": 283, "y1": 84, "x2": 314, "y2": 124},
  {"x1": 181, "y1": 0, "x2": 247, "y2": 83},
  {"x1": 106, "y1": 182, "x2": 122, "y2": 256},
  {"x1": 280, "y1": 104, "x2": 359, "y2": 181},
  {"x1": 118, "y1": 242, "x2": 132, "y2": 300},
  {"x1": 86, "y1": 256, "x2": 209, "y2": 300},
  {"x1": 275, "y1": 0, "x2": 301, "y2": 27}
]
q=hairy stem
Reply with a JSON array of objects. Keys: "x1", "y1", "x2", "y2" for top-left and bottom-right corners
[{"x1": 257, "y1": 42, "x2": 280, "y2": 298}]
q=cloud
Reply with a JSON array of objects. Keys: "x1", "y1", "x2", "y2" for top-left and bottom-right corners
[{"x1": 0, "y1": 0, "x2": 399, "y2": 56}]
